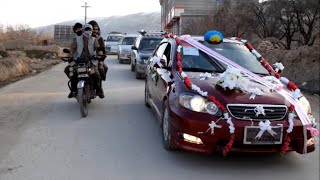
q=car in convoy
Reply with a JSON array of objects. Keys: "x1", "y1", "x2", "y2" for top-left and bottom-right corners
[
  {"x1": 104, "y1": 33, "x2": 123, "y2": 54},
  {"x1": 117, "y1": 34, "x2": 137, "y2": 64},
  {"x1": 130, "y1": 31, "x2": 164, "y2": 79},
  {"x1": 144, "y1": 32, "x2": 317, "y2": 155}
]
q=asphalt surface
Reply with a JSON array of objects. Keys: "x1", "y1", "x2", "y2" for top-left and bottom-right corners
[{"x1": 0, "y1": 55, "x2": 319, "y2": 180}]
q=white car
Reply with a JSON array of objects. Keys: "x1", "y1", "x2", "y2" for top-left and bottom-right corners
[
  {"x1": 104, "y1": 33, "x2": 124, "y2": 54},
  {"x1": 118, "y1": 35, "x2": 138, "y2": 64}
]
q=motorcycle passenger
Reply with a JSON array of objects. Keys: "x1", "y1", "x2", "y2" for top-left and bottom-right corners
[
  {"x1": 88, "y1": 20, "x2": 108, "y2": 82},
  {"x1": 68, "y1": 23, "x2": 104, "y2": 98}
]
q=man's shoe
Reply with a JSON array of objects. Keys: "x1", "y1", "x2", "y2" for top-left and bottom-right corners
[
  {"x1": 97, "y1": 89, "x2": 105, "y2": 99},
  {"x1": 68, "y1": 92, "x2": 74, "y2": 98}
]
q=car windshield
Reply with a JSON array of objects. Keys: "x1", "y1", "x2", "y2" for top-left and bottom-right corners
[
  {"x1": 181, "y1": 46, "x2": 223, "y2": 73},
  {"x1": 121, "y1": 37, "x2": 136, "y2": 45},
  {"x1": 200, "y1": 41, "x2": 269, "y2": 75},
  {"x1": 106, "y1": 35, "x2": 122, "y2": 42},
  {"x1": 139, "y1": 38, "x2": 162, "y2": 51}
]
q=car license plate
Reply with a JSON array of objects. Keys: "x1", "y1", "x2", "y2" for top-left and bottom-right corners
[{"x1": 243, "y1": 125, "x2": 283, "y2": 145}]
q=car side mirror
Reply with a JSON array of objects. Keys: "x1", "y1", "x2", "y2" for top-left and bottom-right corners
[{"x1": 131, "y1": 46, "x2": 138, "y2": 50}]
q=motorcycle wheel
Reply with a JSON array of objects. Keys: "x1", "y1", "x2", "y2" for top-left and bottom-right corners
[{"x1": 78, "y1": 87, "x2": 88, "y2": 117}]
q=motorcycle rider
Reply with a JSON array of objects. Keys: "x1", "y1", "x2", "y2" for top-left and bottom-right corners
[
  {"x1": 64, "y1": 22, "x2": 83, "y2": 98},
  {"x1": 88, "y1": 20, "x2": 108, "y2": 82},
  {"x1": 67, "y1": 23, "x2": 104, "y2": 98}
]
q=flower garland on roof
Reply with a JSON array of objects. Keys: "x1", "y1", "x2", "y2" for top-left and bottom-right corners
[
  {"x1": 166, "y1": 32, "x2": 235, "y2": 156},
  {"x1": 230, "y1": 37, "x2": 318, "y2": 154}
]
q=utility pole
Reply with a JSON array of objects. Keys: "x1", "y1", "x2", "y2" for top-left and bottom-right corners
[{"x1": 81, "y1": 2, "x2": 90, "y2": 23}]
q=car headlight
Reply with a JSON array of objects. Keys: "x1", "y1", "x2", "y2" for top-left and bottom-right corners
[
  {"x1": 299, "y1": 96, "x2": 311, "y2": 114},
  {"x1": 179, "y1": 93, "x2": 221, "y2": 116}
]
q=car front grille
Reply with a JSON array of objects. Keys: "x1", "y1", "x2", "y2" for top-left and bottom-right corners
[{"x1": 227, "y1": 104, "x2": 288, "y2": 121}]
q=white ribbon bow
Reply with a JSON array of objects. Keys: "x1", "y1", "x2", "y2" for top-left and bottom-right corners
[
  {"x1": 199, "y1": 72, "x2": 212, "y2": 80},
  {"x1": 273, "y1": 62, "x2": 284, "y2": 73},
  {"x1": 208, "y1": 121, "x2": 222, "y2": 135},
  {"x1": 255, "y1": 120, "x2": 277, "y2": 139},
  {"x1": 254, "y1": 105, "x2": 266, "y2": 116}
]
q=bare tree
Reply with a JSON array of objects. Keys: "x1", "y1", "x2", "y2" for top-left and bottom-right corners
[
  {"x1": 250, "y1": 0, "x2": 283, "y2": 39},
  {"x1": 291, "y1": 0, "x2": 320, "y2": 46},
  {"x1": 277, "y1": 0, "x2": 298, "y2": 49}
]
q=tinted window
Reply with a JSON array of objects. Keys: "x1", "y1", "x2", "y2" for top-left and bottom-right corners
[
  {"x1": 122, "y1": 37, "x2": 136, "y2": 45},
  {"x1": 139, "y1": 38, "x2": 162, "y2": 50},
  {"x1": 182, "y1": 47, "x2": 221, "y2": 73},
  {"x1": 201, "y1": 41, "x2": 269, "y2": 75},
  {"x1": 106, "y1": 36, "x2": 122, "y2": 42}
]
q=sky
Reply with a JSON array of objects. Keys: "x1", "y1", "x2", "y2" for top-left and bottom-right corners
[{"x1": 0, "y1": 0, "x2": 161, "y2": 28}]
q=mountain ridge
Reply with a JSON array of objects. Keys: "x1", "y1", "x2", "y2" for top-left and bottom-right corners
[{"x1": 35, "y1": 12, "x2": 161, "y2": 37}]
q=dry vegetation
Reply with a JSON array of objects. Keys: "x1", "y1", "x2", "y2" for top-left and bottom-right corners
[{"x1": 0, "y1": 24, "x2": 61, "y2": 87}]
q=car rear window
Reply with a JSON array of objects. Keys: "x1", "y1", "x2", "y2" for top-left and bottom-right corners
[
  {"x1": 122, "y1": 37, "x2": 136, "y2": 45},
  {"x1": 106, "y1": 36, "x2": 122, "y2": 42},
  {"x1": 139, "y1": 38, "x2": 162, "y2": 50}
]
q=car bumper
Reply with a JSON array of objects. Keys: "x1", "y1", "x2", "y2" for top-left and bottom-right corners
[
  {"x1": 119, "y1": 53, "x2": 131, "y2": 60},
  {"x1": 167, "y1": 103, "x2": 316, "y2": 155},
  {"x1": 136, "y1": 63, "x2": 147, "y2": 74}
]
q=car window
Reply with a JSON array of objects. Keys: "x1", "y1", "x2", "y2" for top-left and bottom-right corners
[
  {"x1": 155, "y1": 43, "x2": 168, "y2": 58},
  {"x1": 139, "y1": 38, "x2": 162, "y2": 51},
  {"x1": 106, "y1": 36, "x2": 122, "y2": 42},
  {"x1": 181, "y1": 47, "x2": 222, "y2": 72},
  {"x1": 121, "y1": 37, "x2": 136, "y2": 45},
  {"x1": 201, "y1": 41, "x2": 269, "y2": 75}
]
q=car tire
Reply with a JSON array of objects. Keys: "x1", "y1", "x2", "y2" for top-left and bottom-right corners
[
  {"x1": 162, "y1": 101, "x2": 177, "y2": 151},
  {"x1": 135, "y1": 65, "x2": 142, "y2": 79},
  {"x1": 144, "y1": 81, "x2": 150, "y2": 108}
]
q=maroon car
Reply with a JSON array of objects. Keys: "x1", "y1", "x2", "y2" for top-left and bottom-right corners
[{"x1": 144, "y1": 34, "x2": 317, "y2": 156}]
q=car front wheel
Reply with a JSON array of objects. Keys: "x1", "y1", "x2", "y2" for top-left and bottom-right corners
[
  {"x1": 144, "y1": 81, "x2": 150, "y2": 107},
  {"x1": 162, "y1": 102, "x2": 177, "y2": 151}
]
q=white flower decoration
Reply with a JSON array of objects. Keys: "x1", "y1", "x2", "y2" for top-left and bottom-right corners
[{"x1": 273, "y1": 62, "x2": 284, "y2": 73}]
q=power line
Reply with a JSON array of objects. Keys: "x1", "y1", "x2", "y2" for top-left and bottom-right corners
[{"x1": 81, "y1": 2, "x2": 91, "y2": 23}]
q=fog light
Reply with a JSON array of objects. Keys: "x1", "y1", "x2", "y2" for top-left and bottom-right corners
[
  {"x1": 69, "y1": 66, "x2": 73, "y2": 71},
  {"x1": 182, "y1": 133, "x2": 203, "y2": 144},
  {"x1": 69, "y1": 72, "x2": 73, "y2": 77}
]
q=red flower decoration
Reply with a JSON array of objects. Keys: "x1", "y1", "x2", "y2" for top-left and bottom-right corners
[
  {"x1": 281, "y1": 136, "x2": 291, "y2": 155},
  {"x1": 275, "y1": 73, "x2": 281, "y2": 79},
  {"x1": 289, "y1": 105, "x2": 295, "y2": 111},
  {"x1": 164, "y1": 34, "x2": 169, "y2": 38},
  {"x1": 184, "y1": 77, "x2": 192, "y2": 88},
  {"x1": 176, "y1": 38, "x2": 182, "y2": 45},
  {"x1": 246, "y1": 42, "x2": 254, "y2": 51},
  {"x1": 177, "y1": 53, "x2": 182, "y2": 61},
  {"x1": 223, "y1": 134, "x2": 235, "y2": 157},
  {"x1": 287, "y1": 81, "x2": 298, "y2": 91}
]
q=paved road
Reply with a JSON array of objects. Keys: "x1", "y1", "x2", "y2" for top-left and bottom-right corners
[{"x1": 0, "y1": 55, "x2": 319, "y2": 180}]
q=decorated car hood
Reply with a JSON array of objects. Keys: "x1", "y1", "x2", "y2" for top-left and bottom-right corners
[{"x1": 183, "y1": 71, "x2": 290, "y2": 106}]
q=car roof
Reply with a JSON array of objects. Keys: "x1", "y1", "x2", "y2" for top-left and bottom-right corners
[
  {"x1": 186, "y1": 36, "x2": 243, "y2": 44},
  {"x1": 123, "y1": 34, "x2": 138, "y2": 38}
]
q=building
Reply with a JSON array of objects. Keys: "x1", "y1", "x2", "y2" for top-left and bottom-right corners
[
  {"x1": 159, "y1": 0, "x2": 258, "y2": 35},
  {"x1": 54, "y1": 25, "x2": 74, "y2": 40}
]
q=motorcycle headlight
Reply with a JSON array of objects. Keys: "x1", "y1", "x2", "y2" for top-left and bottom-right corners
[{"x1": 179, "y1": 93, "x2": 221, "y2": 116}]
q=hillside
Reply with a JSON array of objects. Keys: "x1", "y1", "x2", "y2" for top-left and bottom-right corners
[{"x1": 35, "y1": 12, "x2": 161, "y2": 37}]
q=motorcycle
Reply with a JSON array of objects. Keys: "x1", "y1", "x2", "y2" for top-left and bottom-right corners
[{"x1": 61, "y1": 49, "x2": 100, "y2": 117}]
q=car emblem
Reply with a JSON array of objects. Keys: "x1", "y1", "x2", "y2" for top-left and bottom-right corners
[{"x1": 244, "y1": 105, "x2": 274, "y2": 117}]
